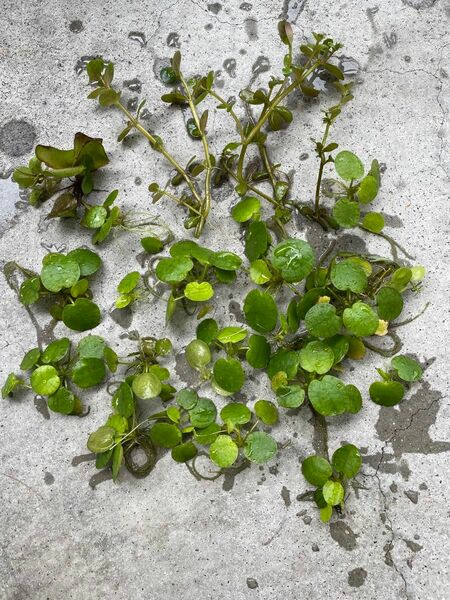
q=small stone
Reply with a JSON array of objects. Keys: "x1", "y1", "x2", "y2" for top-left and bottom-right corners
[
  {"x1": 404, "y1": 490, "x2": 419, "y2": 504},
  {"x1": 303, "y1": 516, "x2": 312, "y2": 525},
  {"x1": 246, "y1": 578, "x2": 258, "y2": 589},
  {"x1": 311, "y1": 543, "x2": 319, "y2": 552}
]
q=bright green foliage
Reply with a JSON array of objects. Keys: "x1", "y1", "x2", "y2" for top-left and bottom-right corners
[
  {"x1": 308, "y1": 375, "x2": 362, "y2": 416},
  {"x1": 3, "y1": 335, "x2": 118, "y2": 415},
  {"x1": 269, "y1": 239, "x2": 315, "y2": 283},
  {"x1": 302, "y1": 456, "x2": 332, "y2": 486},
  {"x1": 343, "y1": 302, "x2": 379, "y2": 337},
  {"x1": 332, "y1": 444, "x2": 361, "y2": 478},
  {"x1": 334, "y1": 150, "x2": 364, "y2": 180},
  {"x1": 305, "y1": 303, "x2": 341, "y2": 339},
  {"x1": 369, "y1": 380, "x2": 404, "y2": 406},
  {"x1": 13, "y1": 248, "x2": 102, "y2": 331},
  {"x1": 331, "y1": 260, "x2": 367, "y2": 293},
  {"x1": 391, "y1": 355, "x2": 423, "y2": 381},
  {"x1": 3, "y1": 22, "x2": 431, "y2": 523},
  {"x1": 244, "y1": 289, "x2": 278, "y2": 333}
]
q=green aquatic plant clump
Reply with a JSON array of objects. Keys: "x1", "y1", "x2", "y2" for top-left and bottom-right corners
[{"x1": 2, "y1": 20, "x2": 430, "y2": 526}]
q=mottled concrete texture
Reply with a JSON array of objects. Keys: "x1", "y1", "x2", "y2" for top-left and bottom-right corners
[{"x1": 0, "y1": 1, "x2": 449, "y2": 599}]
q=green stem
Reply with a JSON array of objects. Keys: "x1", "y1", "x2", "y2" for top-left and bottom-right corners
[
  {"x1": 113, "y1": 100, "x2": 204, "y2": 216},
  {"x1": 178, "y1": 72, "x2": 213, "y2": 238},
  {"x1": 314, "y1": 121, "x2": 331, "y2": 218}
]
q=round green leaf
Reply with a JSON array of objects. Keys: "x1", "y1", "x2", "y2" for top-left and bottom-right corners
[
  {"x1": 243, "y1": 432, "x2": 277, "y2": 464},
  {"x1": 334, "y1": 150, "x2": 364, "y2": 181},
  {"x1": 299, "y1": 341, "x2": 335, "y2": 374},
  {"x1": 41, "y1": 338, "x2": 70, "y2": 364},
  {"x1": 47, "y1": 387, "x2": 76, "y2": 415},
  {"x1": 189, "y1": 397, "x2": 217, "y2": 429},
  {"x1": 171, "y1": 441, "x2": 198, "y2": 463},
  {"x1": 249, "y1": 259, "x2": 272, "y2": 285},
  {"x1": 231, "y1": 196, "x2": 261, "y2": 222},
  {"x1": 30, "y1": 365, "x2": 61, "y2": 396},
  {"x1": 213, "y1": 358, "x2": 245, "y2": 393},
  {"x1": 332, "y1": 198, "x2": 360, "y2": 228},
  {"x1": 254, "y1": 400, "x2": 279, "y2": 425},
  {"x1": 117, "y1": 271, "x2": 140, "y2": 294},
  {"x1": 87, "y1": 426, "x2": 116, "y2": 453},
  {"x1": 243, "y1": 289, "x2": 278, "y2": 333},
  {"x1": 216, "y1": 326, "x2": 247, "y2": 344},
  {"x1": 308, "y1": 375, "x2": 361, "y2": 416},
  {"x1": 305, "y1": 303, "x2": 341, "y2": 339},
  {"x1": 357, "y1": 175, "x2": 379, "y2": 204},
  {"x1": 362, "y1": 211, "x2": 384, "y2": 233},
  {"x1": 343, "y1": 302, "x2": 379, "y2": 337},
  {"x1": 376, "y1": 287, "x2": 404, "y2": 320},
  {"x1": 141, "y1": 236, "x2": 164, "y2": 254},
  {"x1": 269, "y1": 239, "x2": 315, "y2": 283},
  {"x1": 62, "y1": 298, "x2": 101, "y2": 331},
  {"x1": 391, "y1": 355, "x2": 423, "y2": 382},
  {"x1": 77, "y1": 334, "x2": 106, "y2": 358},
  {"x1": 185, "y1": 339, "x2": 211, "y2": 370},
  {"x1": 20, "y1": 348, "x2": 41, "y2": 370},
  {"x1": 149, "y1": 423, "x2": 182, "y2": 448},
  {"x1": 267, "y1": 350, "x2": 300, "y2": 379},
  {"x1": 369, "y1": 380, "x2": 404, "y2": 406},
  {"x1": 40, "y1": 255, "x2": 80, "y2": 293},
  {"x1": 196, "y1": 318, "x2": 219, "y2": 344},
  {"x1": 220, "y1": 402, "x2": 251, "y2": 426},
  {"x1": 84, "y1": 205, "x2": 107, "y2": 228},
  {"x1": 184, "y1": 281, "x2": 214, "y2": 302},
  {"x1": 176, "y1": 388, "x2": 199, "y2": 410},
  {"x1": 211, "y1": 251, "x2": 242, "y2": 271},
  {"x1": 331, "y1": 260, "x2": 367, "y2": 293},
  {"x1": 332, "y1": 444, "x2": 362, "y2": 478},
  {"x1": 67, "y1": 248, "x2": 101, "y2": 276},
  {"x1": 301, "y1": 455, "x2": 332, "y2": 486},
  {"x1": 245, "y1": 220, "x2": 269, "y2": 262},
  {"x1": 19, "y1": 277, "x2": 41, "y2": 305},
  {"x1": 209, "y1": 435, "x2": 239, "y2": 468},
  {"x1": 71, "y1": 357, "x2": 105, "y2": 388},
  {"x1": 112, "y1": 382, "x2": 135, "y2": 417},
  {"x1": 390, "y1": 267, "x2": 412, "y2": 291},
  {"x1": 322, "y1": 480, "x2": 345, "y2": 506},
  {"x1": 155, "y1": 256, "x2": 193, "y2": 284},
  {"x1": 132, "y1": 372, "x2": 162, "y2": 399},
  {"x1": 246, "y1": 334, "x2": 270, "y2": 369},
  {"x1": 276, "y1": 384, "x2": 305, "y2": 408}
]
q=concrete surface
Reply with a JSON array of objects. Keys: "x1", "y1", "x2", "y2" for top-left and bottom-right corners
[{"x1": 0, "y1": 0, "x2": 449, "y2": 598}]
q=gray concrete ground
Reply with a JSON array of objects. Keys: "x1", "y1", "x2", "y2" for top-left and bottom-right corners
[{"x1": 0, "y1": 0, "x2": 449, "y2": 598}]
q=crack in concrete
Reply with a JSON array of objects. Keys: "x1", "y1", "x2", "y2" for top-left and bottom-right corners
[{"x1": 367, "y1": 395, "x2": 443, "y2": 598}]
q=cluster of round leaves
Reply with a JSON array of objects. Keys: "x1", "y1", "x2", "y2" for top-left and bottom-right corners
[
  {"x1": 2, "y1": 335, "x2": 118, "y2": 415},
  {"x1": 87, "y1": 384, "x2": 279, "y2": 481},
  {"x1": 324, "y1": 152, "x2": 385, "y2": 233},
  {"x1": 184, "y1": 319, "x2": 268, "y2": 396},
  {"x1": 18, "y1": 247, "x2": 102, "y2": 331},
  {"x1": 152, "y1": 240, "x2": 241, "y2": 321},
  {"x1": 301, "y1": 444, "x2": 362, "y2": 522}
]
